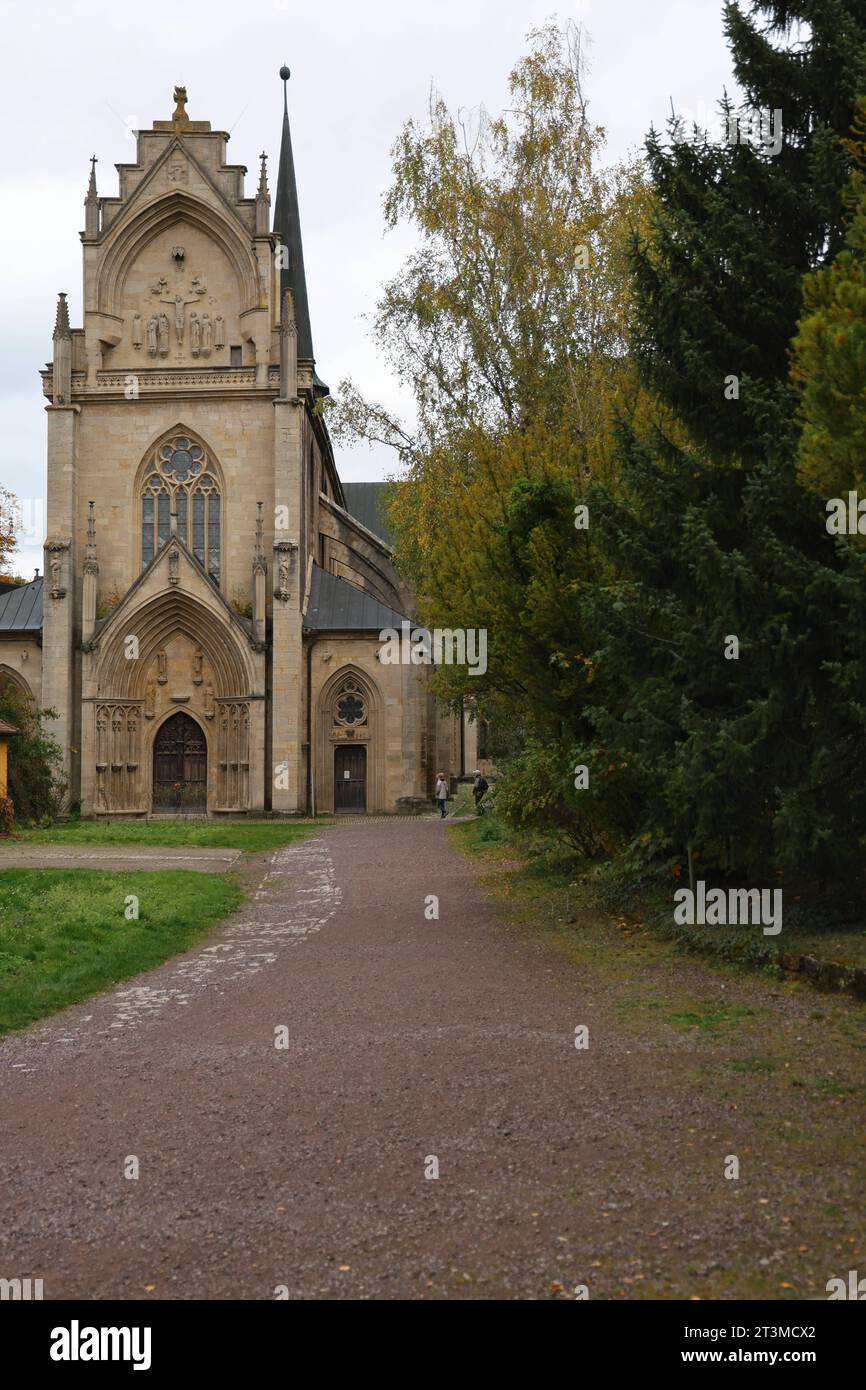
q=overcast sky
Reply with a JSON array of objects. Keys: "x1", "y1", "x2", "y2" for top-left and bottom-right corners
[{"x1": 0, "y1": 0, "x2": 738, "y2": 576}]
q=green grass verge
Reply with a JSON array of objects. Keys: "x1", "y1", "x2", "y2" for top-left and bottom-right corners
[
  {"x1": 0, "y1": 868, "x2": 244, "y2": 1034},
  {"x1": 12, "y1": 818, "x2": 312, "y2": 852}
]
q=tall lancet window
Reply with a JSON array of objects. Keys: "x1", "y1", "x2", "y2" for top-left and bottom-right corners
[{"x1": 140, "y1": 434, "x2": 221, "y2": 582}]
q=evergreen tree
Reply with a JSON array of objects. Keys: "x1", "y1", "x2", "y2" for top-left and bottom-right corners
[
  {"x1": 633, "y1": 0, "x2": 866, "y2": 464},
  {"x1": 591, "y1": 1, "x2": 866, "y2": 881},
  {"x1": 792, "y1": 98, "x2": 866, "y2": 495}
]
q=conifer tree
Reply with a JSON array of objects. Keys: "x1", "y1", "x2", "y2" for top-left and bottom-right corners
[
  {"x1": 792, "y1": 98, "x2": 866, "y2": 496},
  {"x1": 591, "y1": 1, "x2": 866, "y2": 880}
]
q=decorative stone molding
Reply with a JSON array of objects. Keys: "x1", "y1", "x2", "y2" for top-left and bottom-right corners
[
  {"x1": 94, "y1": 702, "x2": 144, "y2": 812},
  {"x1": 42, "y1": 366, "x2": 282, "y2": 399}
]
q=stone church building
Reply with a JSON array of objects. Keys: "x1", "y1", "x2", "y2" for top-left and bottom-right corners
[{"x1": 0, "y1": 79, "x2": 486, "y2": 816}]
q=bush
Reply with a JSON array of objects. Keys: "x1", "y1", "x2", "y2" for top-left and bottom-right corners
[
  {"x1": 493, "y1": 739, "x2": 638, "y2": 858},
  {"x1": 0, "y1": 685, "x2": 66, "y2": 822},
  {"x1": 0, "y1": 795, "x2": 14, "y2": 836}
]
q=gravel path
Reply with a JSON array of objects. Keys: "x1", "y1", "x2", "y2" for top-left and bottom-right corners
[{"x1": 0, "y1": 821, "x2": 862, "y2": 1300}]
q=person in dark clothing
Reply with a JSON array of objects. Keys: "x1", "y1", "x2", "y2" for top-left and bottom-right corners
[{"x1": 472, "y1": 769, "x2": 489, "y2": 815}]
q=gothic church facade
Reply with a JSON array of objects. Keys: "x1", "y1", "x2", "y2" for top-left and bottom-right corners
[{"x1": 0, "y1": 80, "x2": 483, "y2": 815}]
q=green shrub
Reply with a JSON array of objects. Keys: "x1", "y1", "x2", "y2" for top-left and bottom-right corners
[{"x1": 0, "y1": 685, "x2": 65, "y2": 822}]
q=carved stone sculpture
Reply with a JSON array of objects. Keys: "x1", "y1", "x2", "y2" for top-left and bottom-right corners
[
  {"x1": 132, "y1": 313, "x2": 143, "y2": 349},
  {"x1": 145, "y1": 680, "x2": 155, "y2": 719},
  {"x1": 157, "y1": 313, "x2": 170, "y2": 356},
  {"x1": 147, "y1": 316, "x2": 158, "y2": 356},
  {"x1": 201, "y1": 314, "x2": 212, "y2": 356},
  {"x1": 190, "y1": 312, "x2": 201, "y2": 356},
  {"x1": 214, "y1": 315, "x2": 225, "y2": 349}
]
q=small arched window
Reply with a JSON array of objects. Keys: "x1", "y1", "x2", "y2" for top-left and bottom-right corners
[{"x1": 141, "y1": 434, "x2": 221, "y2": 582}]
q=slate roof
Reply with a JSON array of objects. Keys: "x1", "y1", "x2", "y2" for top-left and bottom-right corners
[
  {"x1": 305, "y1": 565, "x2": 408, "y2": 632},
  {"x1": 0, "y1": 577, "x2": 43, "y2": 632},
  {"x1": 340, "y1": 482, "x2": 394, "y2": 547},
  {"x1": 0, "y1": 719, "x2": 20, "y2": 735}
]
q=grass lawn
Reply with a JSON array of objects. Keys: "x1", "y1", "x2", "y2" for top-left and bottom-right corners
[
  {"x1": 0, "y1": 868, "x2": 243, "y2": 1034},
  {"x1": 448, "y1": 814, "x2": 866, "y2": 1299},
  {"x1": 13, "y1": 818, "x2": 312, "y2": 852}
]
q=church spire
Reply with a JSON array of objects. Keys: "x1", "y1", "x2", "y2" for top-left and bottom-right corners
[{"x1": 274, "y1": 65, "x2": 314, "y2": 364}]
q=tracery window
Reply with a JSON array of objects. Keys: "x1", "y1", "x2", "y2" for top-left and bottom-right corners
[
  {"x1": 141, "y1": 434, "x2": 221, "y2": 582},
  {"x1": 333, "y1": 677, "x2": 368, "y2": 729}
]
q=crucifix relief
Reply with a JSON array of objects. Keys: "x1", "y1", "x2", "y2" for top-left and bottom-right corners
[
  {"x1": 161, "y1": 290, "x2": 199, "y2": 344},
  {"x1": 148, "y1": 275, "x2": 208, "y2": 351}
]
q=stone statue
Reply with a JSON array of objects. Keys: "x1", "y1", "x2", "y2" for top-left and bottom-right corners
[
  {"x1": 201, "y1": 314, "x2": 212, "y2": 356},
  {"x1": 279, "y1": 558, "x2": 290, "y2": 593},
  {"x1": 193, "y1": 647, "x2": 203, "y2": 684},
  {"x1": 132, "y1": 313, "x2": 143, "y2": 349},
  {"x1": 171, "y1": 294, "x2": 186, "y2": 339},
  {"x1": 214, "y1": 315, "x2": 225, "y2": 349},
  {"x1": 204, "y1": 683, "x2": 214, "y2": 718},
  {"x1": 190, "y1": 312, "x2": 201, "y2": 356},
  {"x1": 157, "y1": 650, "x2": 167, "y2": 684},
  {"x1": 145, "y1": 679, "x2": 155, "y2": 718},
  {"x1": 147, "y1": 316, "x2": 158, "y2": 356},
  {"x1": 50, "y1": 554, "x2": 62, "y2": 591},
  {"x1": 157, "y1": 313, "x2": 169, "y2": 356}
]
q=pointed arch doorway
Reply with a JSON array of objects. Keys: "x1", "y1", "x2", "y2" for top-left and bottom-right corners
[{"x1": 152, "y1": 712, "x2": 207, "y2": 812}]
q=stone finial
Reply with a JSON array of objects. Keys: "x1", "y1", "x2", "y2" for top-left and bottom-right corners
[
  {"x1": 171, "y1": 85, "x2": 190, "y2": 126},
  {"x1": 85, "y1": 501, "x2": 97, "y2": 563},
  {"x1": 255, "y1": 152, "x2": 271, "y2": 235},
  {"x1": 84, "y1": 157, "x2": 100, "y2": 238},
  {"x1": 52, "y1": 292, "x2": 71, "y2": 341},
  {"x1": 82, "y1": 502, "x2": 99, "y2": 640},
  {"x1": 253, "y1": 502, "x2": 267, "y2": 642},
  {"x1": 52, "y1": 293, "x2": 72, "y2": 405}
]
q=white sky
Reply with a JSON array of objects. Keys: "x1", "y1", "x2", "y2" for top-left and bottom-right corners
[{"x1": 0, "y1": 0, "x2": 737, "y2": 576}]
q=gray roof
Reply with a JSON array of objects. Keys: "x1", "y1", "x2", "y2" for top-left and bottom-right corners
[
  {"x1": 306, "y1": 565, "x2": 408, "y2": 632},
  {"x1": 0, "y1": 577, "x2": 43, "y2": 632},
  {"x1": 341, "y1": 482, "x2": 394, "y2": 547}
]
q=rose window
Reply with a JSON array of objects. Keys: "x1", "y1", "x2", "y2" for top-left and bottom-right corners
[{"x1": 334, "y1": 680, "x2": 367, "y2": 728}]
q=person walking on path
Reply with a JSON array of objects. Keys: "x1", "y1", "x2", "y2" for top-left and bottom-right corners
[
  {"x1": 473, "y1": 770, "x2": 489, "y2": 815},
  {"x1": 435, "y1": 772, "x2": 449, "y2": 819}
]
